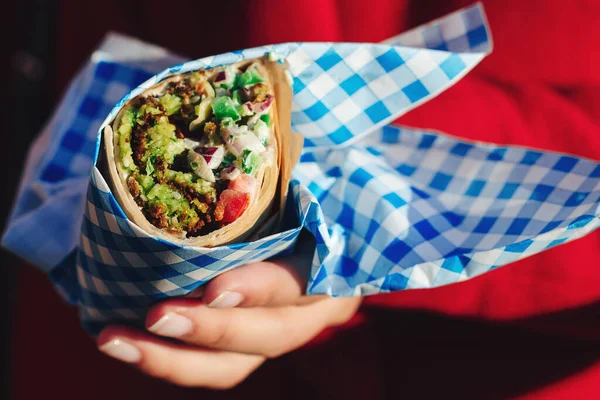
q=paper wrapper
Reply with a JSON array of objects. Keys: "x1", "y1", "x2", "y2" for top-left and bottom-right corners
[{"x1": 3, "y1": 4, "x2": 599, "y2": 335}]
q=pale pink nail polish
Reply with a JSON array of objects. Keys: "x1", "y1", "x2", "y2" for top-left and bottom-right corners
[
  {"x1": 208, "y1": 291, "x2": 244, "y2": 308},
  {"x1": 99, "y1": 339, "x2": 141, "y2": 363},
  {"x1": 148, "y1": 312, "x2": 193, "y2": 338}
]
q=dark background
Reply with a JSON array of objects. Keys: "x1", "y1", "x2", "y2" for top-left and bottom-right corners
[
  {"x1": 1, "y1": 2, "x2": 181, "y2": 398},
  {"x1": 0, "y1": 2, "x2": 251, "y2": 398},
  {"x1": 1, "y1": 2, "x2": 57, "y2": 399}
]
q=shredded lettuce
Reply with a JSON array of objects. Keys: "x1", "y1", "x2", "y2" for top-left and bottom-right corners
[
  {"x1": 145, "y1": 116, "x2": 186, "y2": 164},
  {"x1": 147, "y1": 184, "x2": 199, "y2": 229},
  {"x1": 160, "y1": 94, "x2": 182, "y2": 115},
  {"x1": 118, "y1": 108, "x2": 137, "y2": 171},
  {"x1": 235, "y1": 70, "x2": 263, "y2": 88},
  {"x1": 212, "y1": 96, "x2": 241, "y2": 121}
]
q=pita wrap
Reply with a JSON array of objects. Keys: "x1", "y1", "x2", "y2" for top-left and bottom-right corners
[{"x1": 102, "y1": 57, "x2": 296, "y2": 247}]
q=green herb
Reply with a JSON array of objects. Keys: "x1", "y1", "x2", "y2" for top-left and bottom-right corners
[
  {"x1": 191, "y1": 162, "x2": 199, "y2": 169},
  {"x1": 232, "y1": 89, "x2": 242, "y2": 105},
  {"x1": 160, "y1": 94, "x2": 182, "y2": 115},
  {"x1": 241, "y1": 149, "x2": 261, "y2": 175},
  {"x1": 131, "y1": 108, "x2": 141, "y2": 125},
  {"x1": 259, "y1": 114, "x2": 271, "y2": 126},
  {"x1": 222, "y1": 153, "x2": 236, "y2": 167}
]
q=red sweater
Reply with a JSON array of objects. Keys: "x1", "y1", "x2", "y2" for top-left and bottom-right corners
[{"x1": 11, "y1": 1, "x2": 600, "y2": 398}]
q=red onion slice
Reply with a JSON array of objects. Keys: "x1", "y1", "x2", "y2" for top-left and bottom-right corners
[
  {"x1": 227, "y1": 132, "x2": 265, "y2": 157},
  {"x1": 214, "y1": 71, "x2": 227, "y2": 83},
  {"x1": 196, "y1": 145, "x2": 225, "y2": 169},
  {"x1": 252, "y1": 95, "x2": 273, "y2": 112},
  {"x1": 220, "y1": 124, "x2": 248, "y2": 144}
]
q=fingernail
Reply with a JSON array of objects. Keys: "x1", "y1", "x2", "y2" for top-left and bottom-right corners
[
  {"x1": 99, "y1": 339, "x2": 141, "y2": 364},
  {"x1": 148, "y1": 312, "x2": 193, "y2": 338},
  {"x1": 208, "y1": 291, "x2": 244, "y2": 308}
]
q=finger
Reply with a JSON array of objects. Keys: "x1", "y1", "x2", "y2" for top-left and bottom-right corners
[
  {"x1": 202, "y1": 234, "x2": 315, "y2": 308},
  {"x1": 97, "y1": 326, "x2": 264, "y2": 389},
  {"x1": 146, "y1": 296, "x2": 361, "y2": 357},
  {"x1": 202, "y1": 258, "x2": 308, "y2": 308}
]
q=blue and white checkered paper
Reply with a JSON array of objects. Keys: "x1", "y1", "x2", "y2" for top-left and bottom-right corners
[{"x1": 3, "y1": 4, "x2": 599, "y2": 335}]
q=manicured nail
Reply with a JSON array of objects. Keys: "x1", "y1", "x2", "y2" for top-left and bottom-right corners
[
  {"x1": 99, "y1": 339, "x2": 141, "y2": 364},
  {"x1": 208, "y1": 291, "x2": 244, "y2": 308},
  {"x1": 148, "y1": 312, "x2": 193, "y2": 338}
]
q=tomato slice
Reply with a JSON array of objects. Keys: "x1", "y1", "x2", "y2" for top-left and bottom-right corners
[
  {"x1": 228, "y1": 174, "x2": 257, "y2": 196},
  {"x1": 218, "y1": 189, "x2": 250, "y2": 223}
]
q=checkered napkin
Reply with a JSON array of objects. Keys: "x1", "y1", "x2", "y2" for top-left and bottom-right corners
[{"x1": 3, "y1": 3, "x2": 599, "y2": 335}]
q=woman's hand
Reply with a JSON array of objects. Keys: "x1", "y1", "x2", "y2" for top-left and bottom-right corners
[{"x1": 97, "y1": 247, "x2": 362, "y2": 389}]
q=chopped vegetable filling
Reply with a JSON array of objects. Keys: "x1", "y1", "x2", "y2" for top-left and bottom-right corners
[{"x1": 116, "y1": 62, "x2": 273, "y2": 237}]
